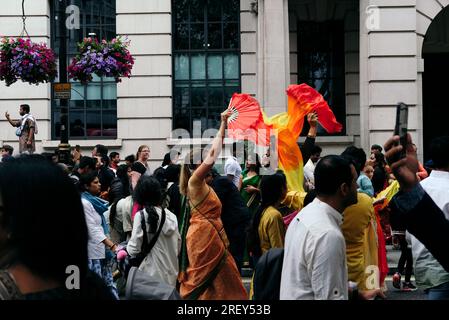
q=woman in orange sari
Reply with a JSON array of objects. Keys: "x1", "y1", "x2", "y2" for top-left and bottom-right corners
[{"x1": 178, "y1": 110, "x2": 248, "y2": 300}]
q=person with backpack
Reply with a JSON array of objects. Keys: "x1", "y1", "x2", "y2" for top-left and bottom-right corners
[
  {"x1": 126, "y1": 176, "x2": 180, "y2": 287},
  {"x1": 4, "y1": 104, "x2": 37, "y2": 154}
]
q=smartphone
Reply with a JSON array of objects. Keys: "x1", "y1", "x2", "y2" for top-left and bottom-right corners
[{"x1": 393, "y1": 102, "x2": 409, "y2": 161}]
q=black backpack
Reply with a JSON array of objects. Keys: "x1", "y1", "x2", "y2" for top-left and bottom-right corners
[{"x1": 252, "y1": 248, "x2": 284, "y2": 300}]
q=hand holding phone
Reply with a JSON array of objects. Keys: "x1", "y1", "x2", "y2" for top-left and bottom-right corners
[{"x1": 390, "y1": 102, "x2": 409, "y2": 164}]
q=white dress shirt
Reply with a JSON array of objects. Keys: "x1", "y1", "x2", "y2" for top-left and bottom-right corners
[
  {"x1": 409, "y1": 170, "x2": 449, "y2": 289},
  {"x1": 82, "y1": 198, "x2": 107, "y2": 260},
  {"x1": 303, "y1": 159, "x2": 316, "y2": 186},
  {"x1": 280, "y1": 198, "x2": 348, "y2": 300},
  {"x1": 127, "y1": 207, "x2": 181, "y2": 286}
]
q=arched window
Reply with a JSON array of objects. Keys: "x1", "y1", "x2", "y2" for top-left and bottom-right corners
[
  {"x1": 172, "y1": 0, "x2": 241, "y2": 133},
  {"x1": 51, "y1": 0, "x2": 117, "y2": 139}
]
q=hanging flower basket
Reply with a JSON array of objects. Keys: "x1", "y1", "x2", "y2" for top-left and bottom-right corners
[
  {"x1": 68, "y1": 36, "x2": 135, "y2": 84},
  {"x1": 0, "y1": 37, "x2": 57, "y2": 86}
]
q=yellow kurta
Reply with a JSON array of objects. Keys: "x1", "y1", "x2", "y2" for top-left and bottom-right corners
[
  {"x1": 342, "y1": 193, "x2": 379, "y2": 290},
  {"x1": 258, "y1": 206, "x2": 286, "y2": 254}
]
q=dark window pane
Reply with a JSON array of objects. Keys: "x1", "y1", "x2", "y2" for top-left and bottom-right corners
[
  {"x1": 225, "y1": 86, "x2": 239, "y2": 104},
  {"x1": 190, "y1": 0, "x2": 205, "y2": 22},
  {"x1": 207, "y1": 108, "x2": 223, "y2": 129},
  {"x1": 224, "y1": 53, "x2": 239, "y2": 79},
  {"x1": 223, "y1": 0, "x2": 239, "y2": 21},
  {"x1": 175, "y1": 54, "x2": 190, "y2": 80},
  {"x1": 174, "y1": 24, "x2": 189, "y2": 50},
  {"x1": 208, "y1": 86, "x2": 223, "y2": 107},
  {"x1": 208, "y1": 23, "x2": 222, "y2": 49},
  {"x1": 208, "y1": 0, "x2": 222, "y2": 22},
  {"x1": 207, "y1": 54, "x2": 223, "y2": 79},
  {"x1": 174, "y1": 86, "x2": 190, "y2": 110},
  {"x1": 70, "y1": 111, "x2": 86, "y2": 137},
  {"x1": 86, "y1": 99, "x2": 102, "y2": 109},
  {"x1": 191, "y1": 108, "x2": 207, "y2": 130},
  {"x1": 191, "y1": 86, "x2": 206, "y2": 107},
  {"x1": 191, "y1": 54, "x2": 206, "y2": 79},
  {"x1": 223, "y1": 23, "x2": 239, "y2": 49},
  {"x1": 102, "y1": 110, "x2": 117, "y2": 137},
  {"x1": 86, "y1": 111, "x2": 102, "y2": 137},
  {"x1": 174, "y1": 0, "x2": 189, "y2": 23},
  {"x1": 190, "y1": 23, "x2": 205, "y2": 49},
  {"x1": 173, "y1": 108, "x2": 190, "y2": 132}
]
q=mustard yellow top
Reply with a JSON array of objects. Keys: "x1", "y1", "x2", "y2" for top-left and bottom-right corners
[
  {"x1": 258, "y1": 206, "x2": 286, "y2": 254},
  {"x1": 342, "y1": 192, "x2": 379, "y2": 290}
]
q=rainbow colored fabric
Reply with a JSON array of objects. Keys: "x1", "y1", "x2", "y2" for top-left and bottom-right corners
[{"x1": 228, "y1": 83, "x2": 343, "y2": 192}]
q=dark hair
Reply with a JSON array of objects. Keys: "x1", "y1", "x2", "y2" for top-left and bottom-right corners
[
  {"x1": 94, "y1": 144, "x2": 108, "y2": 158},
  {"x1": 79, "y1": 171, "x2": 99, "y2": 193},
  {"x1": 125, "y1": 154, "x2": 136, "y2": 164},
  {"x1": 341, "y1": 146, "x2": 367, "y2": 176},
  {"x1": 0, "y1": 155, "x2": 88, "y2": 286},
  {"x1": 133, "y1": 176, "x2": 163, "y2": 233},
  {"x1": 247, "y1": 153, "x2": 262, "y2": 175},
  {"x1": 131, "y1": 161, "x2": 146, "y2": 175},
  {"x1": 165, "y1": 164, "x2": 181, "y2": 183},
  {"x1": 79, "y1": 156, "x2": 96, "y2": 171},
  {"x1": 311, "y1": 145, "x2": 322, "y2": 155},
  {"x1": 314, "y1": 155, "x2": 353, "y2": 196},
  {"x1": 1, "y1": 144, "x2": 14, "y2": 155},
  {"x1": 373, "y1": 152, "x2": 386, "y2": 168},
  {"x1": 371, "y1": 144, "x2": 383, "y2": 152},
  {"x1": 430, "y1": 136, "x2": 449, "y2": 169},
  {"x1": 109, "y1": 152, "x2": 119, "y2": 161},
  {"x1": 247, "y1": 171, "x2": 287, "y2": 258},
  {"x1": 20, "y1": 104, "x2": 30, "y2": 113}
]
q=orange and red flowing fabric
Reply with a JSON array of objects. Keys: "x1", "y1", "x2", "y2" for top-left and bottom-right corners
[
  {"x1": 267, "y1": 84, "x2": 343, "y2": 192},
  {"x1": 227, "y1": 84, "x2": 343, "y2": 192}
]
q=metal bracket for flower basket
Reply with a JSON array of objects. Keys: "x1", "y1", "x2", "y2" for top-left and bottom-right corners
[{"x1": 20, "y1": 0, "x2": 30, "y2": 38}]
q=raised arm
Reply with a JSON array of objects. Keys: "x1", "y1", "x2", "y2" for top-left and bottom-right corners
[
  {"x1": 5, "y1": 111, "x2": 20, "y2": 127},
  {"x1": 190, "y1": 110, "x2": 230, "y2": 185}
]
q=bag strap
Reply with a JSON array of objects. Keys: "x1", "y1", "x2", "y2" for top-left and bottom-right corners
[{"x1": 139, "y1": 207, "x2": 166, "y2": 257}]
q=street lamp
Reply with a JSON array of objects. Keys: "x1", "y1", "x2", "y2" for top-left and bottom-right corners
[{"x1": 57, "y1": 0, "x2": 70, "y2": 164}]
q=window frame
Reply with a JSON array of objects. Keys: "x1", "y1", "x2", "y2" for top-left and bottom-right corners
[
  {"x1": 297, "y1": 20, "x2": 347, "y2": 136},
  {"x1": 50, "y1": 0, "x2": 118, "y2": 140},
  {"x1": 172, "y1": 0, "x2": 242, "y2": 134}
]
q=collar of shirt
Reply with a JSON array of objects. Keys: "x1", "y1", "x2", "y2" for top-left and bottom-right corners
[
  {"x1": 314, "y1": 198, "x2": 343, "y2": 226},
  {"x1": 428, "y1": 170, "x2": 449, "y2": 181}
]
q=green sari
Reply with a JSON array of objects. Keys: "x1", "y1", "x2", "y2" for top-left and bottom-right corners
[{"x1": 240, "y1": 170, "x2": 261, "y2": 217}]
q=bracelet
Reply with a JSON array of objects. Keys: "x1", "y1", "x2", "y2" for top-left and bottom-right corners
[{"x1": 307, "y1": 134, "x2": 316, "y2": 139}]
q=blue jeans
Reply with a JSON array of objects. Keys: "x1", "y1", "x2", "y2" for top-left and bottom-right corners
[{"x1": 428, "y1": 282, "x2": 449, "y2": 300}]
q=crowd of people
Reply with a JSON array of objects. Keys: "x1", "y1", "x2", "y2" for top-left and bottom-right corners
[{"x1": 1, "y1": 106, "x2": 449, "y2": 301}]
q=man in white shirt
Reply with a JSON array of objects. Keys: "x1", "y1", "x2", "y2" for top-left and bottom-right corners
[
  {"x1": 303, "y1": 145, "x2": 322, "y2": 190},
  {"x1": 281, "y1": 155, "x2": 384, "y2": 300},
  {"x1": 224, "y1": 142, "x2": 242, "y2": 189},
  {"x1": 409, "y1": 136, "x2": 449, "y2": 299}
]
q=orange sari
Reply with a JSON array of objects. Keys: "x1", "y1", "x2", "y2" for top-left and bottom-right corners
[{"x1": 179, "y1": 187, "x2": 248, "y2": 300}]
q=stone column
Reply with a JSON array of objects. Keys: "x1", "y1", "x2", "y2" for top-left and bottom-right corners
[{"x1": 257, "y1": 0, "x2": 290, "y2": 116}]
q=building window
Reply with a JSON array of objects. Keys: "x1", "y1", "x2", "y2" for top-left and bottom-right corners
[
  {"x1": 298, "y1": 21, "x2": 346, "y2": 135},
  {"x1": 51, "y1": 0, "x2": 117, "y2": 139},
  {"x1": 172, "y1": 0, "x2": 241, "y2": 133}
]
